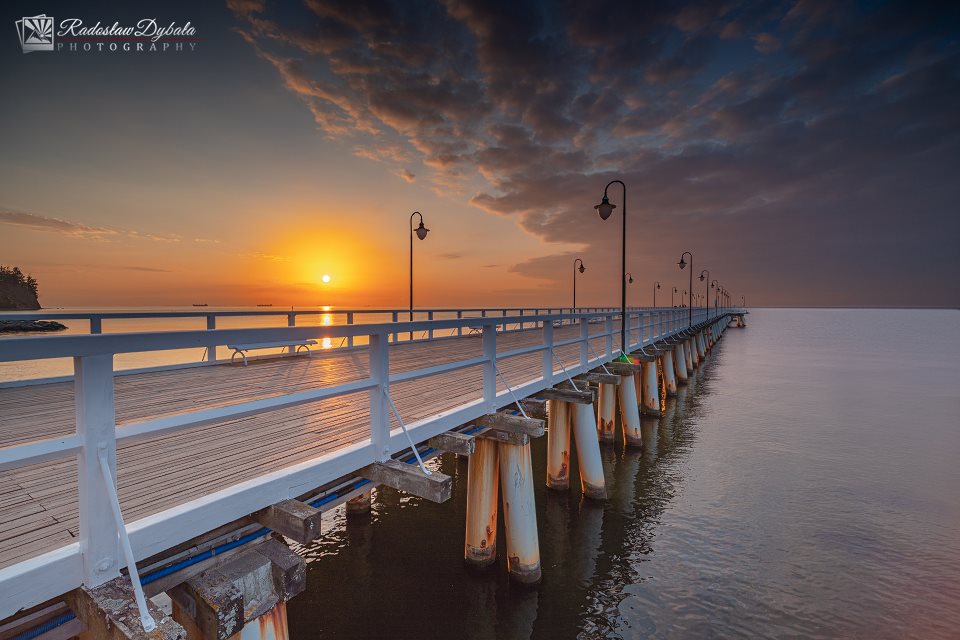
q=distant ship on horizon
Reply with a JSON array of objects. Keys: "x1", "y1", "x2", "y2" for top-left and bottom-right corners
[{"x1": 192, "y1": 303, "x2": 208, "y2": 307}]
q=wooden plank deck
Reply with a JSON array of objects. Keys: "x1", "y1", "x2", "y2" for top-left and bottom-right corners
[{"x1": 0, "y1": 322, "x2": 616, "y2": 569}]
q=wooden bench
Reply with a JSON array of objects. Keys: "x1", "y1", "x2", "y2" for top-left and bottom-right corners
[{"x1": 227, "y1": 340, "x2": 317, "y2": 366}]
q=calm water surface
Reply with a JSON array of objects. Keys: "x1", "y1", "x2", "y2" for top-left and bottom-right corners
[{"x1": 288, "y1": 309, "x2": 960, "y2": 639}]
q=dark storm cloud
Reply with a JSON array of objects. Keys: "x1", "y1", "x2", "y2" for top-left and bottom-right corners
[{"x1": 232, "y1": 0, "x2": 960, "y2": 306}]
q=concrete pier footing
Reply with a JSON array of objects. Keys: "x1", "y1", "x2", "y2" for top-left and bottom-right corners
[
  {"x1": 617, "y1": 375, "x2": 643, "y2": 448},
  {"x1": 464, "y1": 438, "x2": 499, "y2": 567},
  {"x1": 67, "y1": 576, "x2": 186, "y2": 640},
  {"x1": 660, "y1": 350, "x2": 678, "y2": 396},
  {"x1": 545, "y1": 399, "x2": 571, "y2": 490},
  {"x1": 674, "y1": 342, "x2": 689, "y2": 385},
  {"x1": 169, "y1": 540, "x2": 304, "y2": 640},
  {"x1": 345, "y1": 490, "x2": 372, "y2": 516},
  {"x1": 596, "y1": 383, "x2": 616, "y2": 443},
  {"x1": 570, "y1": 402, "x2": 607, "y2": 500},
  {"x1": 498, "y1": 441, "x2": 542, "y2": 584},
  {"x1": 640, "y1": 360, "x2": 661, "y2": 416}
]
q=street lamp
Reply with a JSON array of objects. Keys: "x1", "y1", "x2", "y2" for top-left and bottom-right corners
[
  {"x1": 573, "y1": 258, "x2": 586, "y2": 309},
  {"x1": 625, "y1": 272, "x2": 634, "y2": 284},
  {"x1": 678, "y1": 252, "x2": 693, "y2": 326},
  {"x1": 711, "y1": 280, "x2": 719, "y2": 312},
  {"x1": 741, "y1": 295, "x2": 745, "y2": 307},
  {"x1": 653, "y1": 281, "x2": 661, "y2": 307},
  {"x1": 409, "y1": 211, "x2": 429, "y2": 337},
  {"x1": 594, "y1": 180, "x2": 628, "y2": 354},
  {"x1": 672, "y1": 286, "x2": 678, "y2": 307}
]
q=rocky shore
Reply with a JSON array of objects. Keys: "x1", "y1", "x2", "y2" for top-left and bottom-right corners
[{"x1": 0, "y1": 320, "x2": 67, "y2": 333}]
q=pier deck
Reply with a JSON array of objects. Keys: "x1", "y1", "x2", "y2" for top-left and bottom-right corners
[
  {"x1": 0, "y1": 306, "x2": 737, "y2": 624},
  {"x1": 0, "y1": 322, "x2": 595, "y2": 570}
]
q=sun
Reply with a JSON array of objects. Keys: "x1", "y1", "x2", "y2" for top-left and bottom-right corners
[{"x1": 321, "y1": 274, "x2": 331, "y2": 284}]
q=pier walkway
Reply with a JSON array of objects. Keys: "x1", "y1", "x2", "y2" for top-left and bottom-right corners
[{"x1": 0, "y1": 306, "x2": 742, "y2": 636}]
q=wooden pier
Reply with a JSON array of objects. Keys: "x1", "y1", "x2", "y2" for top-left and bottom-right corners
[{"x1": 0, "y1": 306, "x2": 741, "y2": 638}]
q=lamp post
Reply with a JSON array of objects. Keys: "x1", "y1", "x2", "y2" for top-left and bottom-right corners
[
  {"x1": 698, "y1": 269, "x2": 709, "y2": 317},
  {"x1": 678, "y1": 252, "x2": 693, "y2": 327},
  {"x1": 741, "y1": 295, "x2": 745, "y2": 307},
  {"x1": 653, "y1": 281, "x2": 661, "y2": 307},
  {"x1": 682, "y1": 290, "x2": 687, "y2": 308},
  {"x1": 594, "y1": 180, "x2": 628, "y2": 354},
  {"x1": 711, "y1": 280, "x2": 719, "y2": 314},
  {"x1": 409, "y1": 211, "x2": 429, "y2": 339},
  {"x1": 672, "y1": 287, "x2": 678, "y2": 307},
  {"x1": 573, "y1": 258, "x2": 586, "y2": 310}
]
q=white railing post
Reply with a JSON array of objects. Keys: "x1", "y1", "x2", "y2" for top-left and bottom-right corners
[
  {"x1": 347, "y1": 312, "x2": 354, "y2": 347},
  {"x1": 605, "y1": 315, "x2": 613, "y2": 357},
  {"x1": 368, "y1": 333, "x2": 390, "y2": 462},
  {"x1": 90, "y1": 317, "x2": 102, "y2": 335},
  {"x1": 482, "y1": 324, "x2": 497, "y2": 411},
  {"x1": 75, "y1": 353, "x2": 121, "y2": 587},
  {"x1": 428, "y1": 311, "x2": 434, "y2": 340},
  {"x1": 287, "y1": 313, "x2": 296, "y2": 353},
  {"x1": 391, "y1": 311, "x2": 399, "y2": 343},
  {"x1": 579, "y1": 316, "x2": 589, "y2": 368},
  {"x1": 205, "y1": 315, "x2": 216, "y2": 362},
  {"x1": 457, "y1": 310, "x2": 463, "y2": 337},
  {"x1": 542, "y1": 320, "x2": 554, "y2": 385}
]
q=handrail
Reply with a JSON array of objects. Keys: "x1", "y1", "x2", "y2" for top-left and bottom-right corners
[{"x1": 0, "y1": 308, "x2": 744, "y2": 363}]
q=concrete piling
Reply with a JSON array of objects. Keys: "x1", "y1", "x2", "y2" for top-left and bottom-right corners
[
  {"x1": 464, "y1": 438, "x2": 499, "y2": 568},
  {"x1": 674, "y1": 342, "x2": 690, "y2": 385},
  {"x1": 684, "y1": 338, "x2": 695, "y2": 372},
  {"x1": 168, "y1": 540, "x2": 304, "y2": 640},
  {"x1": 570, "y1": 401, "x2": 607, "y2": 500},
  {"x1": 546, "y1": 399, "x2": 571, "y2": 490},
  {"x1": 617, "y1": 374, "x2": 643, "y2": 448},
  {"x1": 498, "y1": 441, "x2": 542, "y2": 584},
  {"x1": 345, "y1": 490, "x2": 372, "y2": 517},
  {"x1": 640, "y1": 360, "x2": 661, "y2": 416},
  {"x1": 68, "y1": 576, "x2": 185, "y2": 640},
  {"x1": 660, "y1": 350, "x2": 678, "y2": 396},
  {"x1": 596, "y1": 383, "x2": 616, "y2": 443}
]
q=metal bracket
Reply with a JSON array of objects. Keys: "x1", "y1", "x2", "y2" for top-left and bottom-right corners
[
  {"x1": 588, "y1": 343, "x2": 612, "y2": 375},
  {"x1": 383, "y1": 392, "x2": 431, "y2": 476},
  {"x1": 96, "y1": 447, "x2": 157, "y2": 633},
  {"x1": 549, "y1": 347, "x2": 580, "y2": 392},
  {"x1": 494, "y1": 363, "x2": 530, "y2": 419}
]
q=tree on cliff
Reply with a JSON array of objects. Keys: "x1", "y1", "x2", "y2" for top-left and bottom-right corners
[{"x1": 0, "y1": 265, "x2": 39, "y2": 297}]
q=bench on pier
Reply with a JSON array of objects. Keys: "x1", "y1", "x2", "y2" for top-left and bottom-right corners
[{"x1": 228, "y1": 340, "x2": 317, "y2": 366}]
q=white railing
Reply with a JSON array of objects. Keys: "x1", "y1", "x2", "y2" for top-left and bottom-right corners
[{"x1": 0, "y1": 306, "x2": 737, "y2": 618}]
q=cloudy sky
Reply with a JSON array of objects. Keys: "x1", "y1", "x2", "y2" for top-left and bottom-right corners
[{"x1": 1, "y1": 0, "x2": 957, "y2": 308}]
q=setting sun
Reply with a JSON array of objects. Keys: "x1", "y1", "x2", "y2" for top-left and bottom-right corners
[{"x1": 321, "y1": 274, "x2": 331, "y2": 284}]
